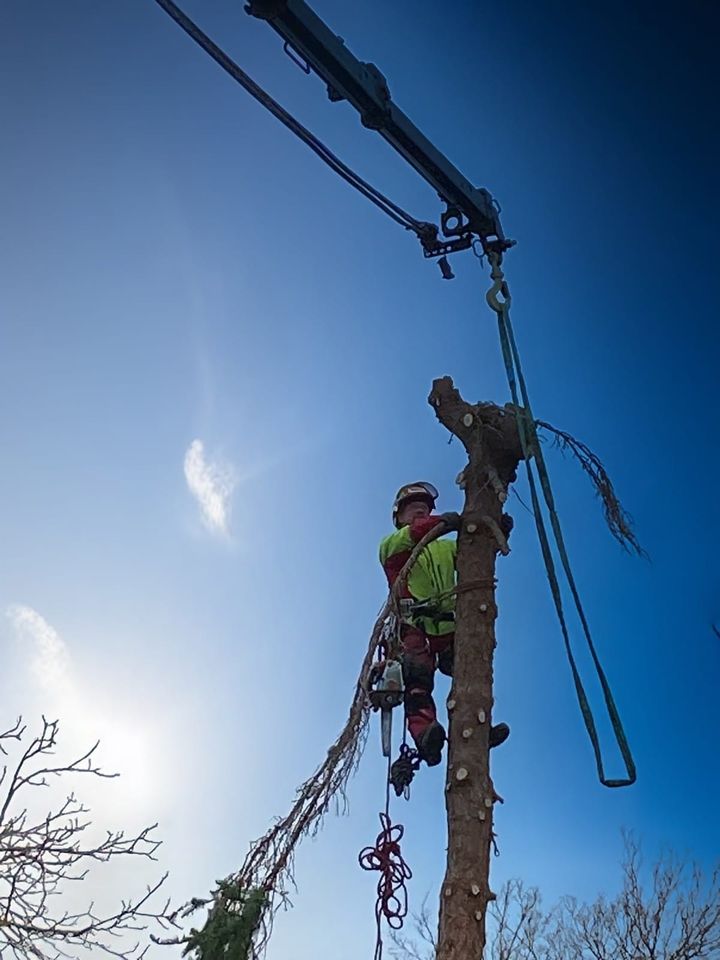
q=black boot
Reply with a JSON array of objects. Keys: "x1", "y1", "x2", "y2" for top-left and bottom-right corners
[
  {"x1": 417, "y1": 721, "x2": 446, "y2": 766},
  {"x1": 489, "y1": 722, "x2": 510, "y2": 748}
]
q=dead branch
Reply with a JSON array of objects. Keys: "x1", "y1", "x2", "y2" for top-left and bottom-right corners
[{"x1": 536, "y1": 420, "x2": 646, "y2": 558}]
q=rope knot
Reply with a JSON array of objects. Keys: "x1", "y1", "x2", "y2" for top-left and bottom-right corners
[{"x1": 359, "y1": 813, "x2": 412, "y2": 959}]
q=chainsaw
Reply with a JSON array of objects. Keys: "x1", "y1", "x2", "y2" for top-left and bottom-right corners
[{"x1": 369, "y1": 659, "x2": 404, "y2": 757}]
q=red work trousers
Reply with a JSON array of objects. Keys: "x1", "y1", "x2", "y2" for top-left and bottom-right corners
[{"x1": 400, "y1": 625, "x2": 454, "y2": 745}]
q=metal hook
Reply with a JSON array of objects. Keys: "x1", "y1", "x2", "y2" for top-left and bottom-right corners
[{"x1": 485, "y1": 250, "x2": 511, "y2": 313}]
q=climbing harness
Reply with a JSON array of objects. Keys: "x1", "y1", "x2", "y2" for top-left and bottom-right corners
[
  {"x1": 404, "y1": 598, "x2": 454, "y2": 624},
  {"x1": 483, "y1": 244, "x2": 636, "y2": 788}
]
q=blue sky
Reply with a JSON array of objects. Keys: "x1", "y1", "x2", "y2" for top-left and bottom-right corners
[{"x1": 1, "y1": 1, "x2": 718, "y2": 957}]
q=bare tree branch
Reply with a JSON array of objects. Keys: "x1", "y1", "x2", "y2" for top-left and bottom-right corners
[
  {"x1": 0, "y1": 717, "x2": 175, "y2": 960},
  {"x1": 389, "y1": 896, "x2": 437, "y2": 960}
]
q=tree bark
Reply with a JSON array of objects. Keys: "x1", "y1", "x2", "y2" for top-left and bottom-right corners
[{"x1": 428, "y1": 377, "x2": 524, "y2": 960}]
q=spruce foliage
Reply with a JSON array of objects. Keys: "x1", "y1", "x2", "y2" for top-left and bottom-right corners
[{"x1": 184, "y1": 881, "x2": 266, "y2": 960}]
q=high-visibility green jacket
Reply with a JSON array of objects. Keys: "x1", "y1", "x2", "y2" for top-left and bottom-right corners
[{"x1": 379, "y1": 515, "x2": 456, "y2": 637}]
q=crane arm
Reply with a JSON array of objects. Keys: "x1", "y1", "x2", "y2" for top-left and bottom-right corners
[{"x1": 245, "y1": 0, "x2": 506, "y2": 253}]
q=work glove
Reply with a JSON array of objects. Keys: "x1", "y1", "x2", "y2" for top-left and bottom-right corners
[
  {"x1": 500, "y1": 513, "x2": 514, "y2": 536},
  {"x1": 438, "y1": 511, "x2": 462, "y2": 531}
]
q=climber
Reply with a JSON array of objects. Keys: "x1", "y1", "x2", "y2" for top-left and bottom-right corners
[{"x1": 379, "y1": 482, "x2": 510, "y2": 767}]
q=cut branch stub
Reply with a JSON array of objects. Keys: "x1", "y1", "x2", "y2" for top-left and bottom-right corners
[{"x1": 428, "y1": 377, "x2": 525, "y2": 487}]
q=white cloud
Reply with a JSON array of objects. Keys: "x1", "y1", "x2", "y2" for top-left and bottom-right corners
[
  {"x1": 6, "y1": 603, "x2": 71, "y2": 696},
  {"x1": 183, "y1": 438, "x2": 236, "y2": 535}
]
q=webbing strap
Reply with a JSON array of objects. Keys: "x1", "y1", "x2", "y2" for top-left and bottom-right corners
[{"x1": 487, "y1": 255, "x2": 636, "y2": 787}]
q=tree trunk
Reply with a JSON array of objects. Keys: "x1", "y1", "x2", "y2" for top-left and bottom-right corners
[{"x1": 428, "y1": 377, "x2": 524, "y2": 960}]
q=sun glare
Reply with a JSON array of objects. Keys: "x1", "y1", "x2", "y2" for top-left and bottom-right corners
[{"x1": 93, "y1": 716, "x2": 162, "y2": 807}]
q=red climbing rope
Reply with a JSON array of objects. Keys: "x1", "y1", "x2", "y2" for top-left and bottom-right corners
[{"x1": 358, "y1": 811, "x2": 412, "y2": 960}]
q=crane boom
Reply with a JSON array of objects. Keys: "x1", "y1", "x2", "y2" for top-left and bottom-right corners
[{"x1": 245, "y1": 0, "x2": 507, "y2": 256}]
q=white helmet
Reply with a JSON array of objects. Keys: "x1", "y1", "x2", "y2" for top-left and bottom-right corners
[{"x1": 392, "y1": 482, "x2": 438, "y2": 528}]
